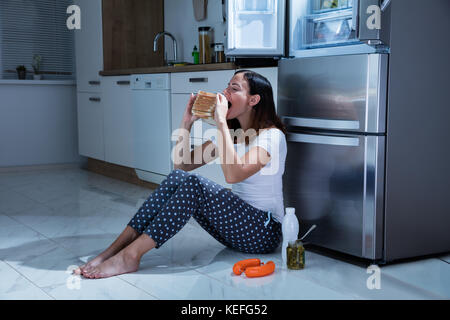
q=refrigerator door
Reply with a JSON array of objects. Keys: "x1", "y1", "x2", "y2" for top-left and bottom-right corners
[
  {"x1": 289, "y1": 0, "x2": 358, "y2": 55},
  {"x1": 288, "y1": 0, "x2": 390, "y2": 58},
  {"x1": 226, "y1": 0, "x2": 285, "y2": 56},
  {"x1": 278, "y1": 53, "x2": 388, "y2": 134},
  {"x1": 283, "y1": 131, "x2": 385, "y2": 259},
  {"x1": 357, "y1": 0, "x2": 391, "y2": 45}
]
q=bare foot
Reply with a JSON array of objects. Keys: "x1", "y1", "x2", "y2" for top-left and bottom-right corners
[
  {"x1": 82, "y1": 249, "x2": 140, "y2": 279},
  {"x1": 74, "y1": 226, "x2": 140, "y2": 276},
  {"x1": 73, "y1": 251, "x2": 113, "y2": 276}
]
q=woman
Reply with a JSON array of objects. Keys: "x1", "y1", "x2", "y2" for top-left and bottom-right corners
[{"x1": 74, "y1": 70, "x2": 287, "y2": 279}]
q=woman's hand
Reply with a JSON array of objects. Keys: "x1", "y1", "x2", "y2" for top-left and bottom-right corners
[
  {"x1": 181, "y1": 93, "x2": 199, "y2": 127},
  {"x1": 214, "y1": 93, "x2": 228, "y2": 125}
]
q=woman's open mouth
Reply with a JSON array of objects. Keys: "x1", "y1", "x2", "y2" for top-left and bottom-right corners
[{"x1": 228, "y1": 101, "x2": 232, "y2": 108}]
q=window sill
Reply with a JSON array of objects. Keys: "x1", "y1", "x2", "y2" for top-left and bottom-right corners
[{"x1": 0, "y1": 79, "x2": 76, "y2": 86}]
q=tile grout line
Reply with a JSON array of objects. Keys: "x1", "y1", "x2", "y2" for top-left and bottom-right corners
[
  {"x1": 375, "y1": 271, "x2": 447, "y2": 299},
  {"x1": 3, "y1": 168, "x2": 449, "y2": 300},
  {"x1": 115, "y1": 275, "x2": 162, "y2": 300},
  {"x1": 0, "y1": 168, "x2": 162, "y2": 299},
  {"x1": 190, "y1": 254, "x2": 360, "y2": 300},
  {"x1": 1, "y1": 259, "x2": 56, "y2": 300},
  {"x1": 2, "y1": 207, "x2": 162, "y2": 299},
  {"x1": 3, "y1": 210, "x2": 161, "y2": 299}
]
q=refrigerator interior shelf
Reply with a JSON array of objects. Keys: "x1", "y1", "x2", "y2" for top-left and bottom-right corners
[
  {"x1": 306, "y1": 8, "x2": 353, "y2": 22},
  {"x1": 311, "y1": 6, "x2": 353, "y2": 15},
  {"x1": 236, "y1": 10, "x2": 276, "y2": 15},
  {"x1": 312, "y1": 0, "x2": 353, "y2": 14},
  {"x1": 304, "y1": 40, "x2": 360, "y2": 49}
]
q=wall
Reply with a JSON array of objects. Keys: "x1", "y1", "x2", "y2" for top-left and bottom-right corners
[
  {"x1": 164, "y1": 0, "x2": 226, "y2": 63},
  {"x1": 0, "y1": 13, "x2": 3, "y2": 79},
  {"x1": 0, "y1": 81, "x2": 82, "y2": 167}
]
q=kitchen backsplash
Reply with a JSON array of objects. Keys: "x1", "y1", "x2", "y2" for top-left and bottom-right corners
[{"x1": 164, "y1": 0, "x2": 226, "y2": 63}]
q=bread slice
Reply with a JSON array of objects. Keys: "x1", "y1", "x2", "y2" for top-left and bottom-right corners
[
  {"x1": 192, "y1": 91, "x2": 216, "y2": 115},
  {"x1": 192, "y1": 109, "x2": 214, "y2": 118}
]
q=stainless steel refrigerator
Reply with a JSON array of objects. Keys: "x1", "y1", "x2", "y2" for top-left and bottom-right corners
[{"x1": 227, "y1": 0, "x2": 450, "y2": 263}]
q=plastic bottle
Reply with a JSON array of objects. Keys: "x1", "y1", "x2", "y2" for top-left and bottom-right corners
[
  {"x1": 192, "y1": 46, "x2": 199, "y2": 64},
  {"x1": 281, "y1": 207, "x2": 299, "y2": 267}
]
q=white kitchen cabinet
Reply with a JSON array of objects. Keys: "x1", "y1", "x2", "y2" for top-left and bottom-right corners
[
  {"x1": 170, "y1": 70, "x2": 234, "y2": 187},
  {"x1": 74, "y1": 0, "x2": 104, "y2": 93},
  {"x1": 102, "y1": 76, "x2": 133, "y2": 167},
  {"x1": 171, "y1": 70, "x2": 234, "y2": 140},
  {"x1": 171, "y1": 70, "x2": 235, "y2": 94},
  {"x1": 77, "y1": 92, "x2": 104, "y2": 160},
  {"x1": 171, "y1": 93, "x2": 214, "y2": 140}
]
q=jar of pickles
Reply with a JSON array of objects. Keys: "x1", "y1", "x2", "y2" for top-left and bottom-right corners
[{"x1": 286, "y1": 240, "x2": 305, "y2": 269}]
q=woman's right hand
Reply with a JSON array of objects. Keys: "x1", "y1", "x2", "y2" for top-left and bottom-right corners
[{"x1": 181, "y1": 93, "x2": 199, "y2": 127}]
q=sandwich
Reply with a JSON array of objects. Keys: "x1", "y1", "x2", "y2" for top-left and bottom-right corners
[{"x1": 192, "y1": 91, "x2": 217, "y2": 119}]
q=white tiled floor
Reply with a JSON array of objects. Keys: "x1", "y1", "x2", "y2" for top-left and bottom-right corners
[{"x1": 0, "y1": 166, "x2": 449, "y2": 300}]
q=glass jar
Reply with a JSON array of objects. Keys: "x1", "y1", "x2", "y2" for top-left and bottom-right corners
[
  {"x1": 213, "y1": 43, "x2": 225, "y2": 63},
  {"x1": 198, "y1": 26, "x2": 212, "y2": 64},
  {"x1": 286, "y1": 240, "x2": 305, "y2": 270}
]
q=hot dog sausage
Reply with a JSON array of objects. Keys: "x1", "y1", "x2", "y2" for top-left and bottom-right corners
[
  {"x1": 233, "y1": 258, "x2": 261, "y2": 275},
  {"x1": 244, "y1": 261, "x2": 275, "y2": 278}
]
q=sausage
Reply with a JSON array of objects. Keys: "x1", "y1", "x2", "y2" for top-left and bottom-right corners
[
  {"x1": 244, "y1": 261, "x2": 275, "y2": 278},
  {"x1": 233, "y1": 258, "x2": 261, "y2": 275}
]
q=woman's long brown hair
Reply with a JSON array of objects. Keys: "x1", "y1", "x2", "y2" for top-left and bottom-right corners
[{"x1": 226, "y1": 70, "x2": 286, "y2": 144}]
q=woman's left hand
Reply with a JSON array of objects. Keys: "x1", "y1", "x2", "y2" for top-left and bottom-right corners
[{"x1": 214, "y1": 93, "x2": 228, "y2": 125}]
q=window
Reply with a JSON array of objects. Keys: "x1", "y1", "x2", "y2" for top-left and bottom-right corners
[{"x1": 0, "y1": 0, "x2": 75, "y2": 80}]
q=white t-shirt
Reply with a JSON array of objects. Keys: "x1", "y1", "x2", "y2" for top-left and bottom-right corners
[{"x1": 212, "y1": 128, "x2": 287, "y2": 223}]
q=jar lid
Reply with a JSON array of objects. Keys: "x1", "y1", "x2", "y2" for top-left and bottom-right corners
[
  {"x1": 198, "y1": 26, "x2": 211, "y2": 31},
  {"x1": 214, "y1": 43, "x2": 224, "y2": 50}
]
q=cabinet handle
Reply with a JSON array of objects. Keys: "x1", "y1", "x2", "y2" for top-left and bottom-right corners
[
  {"x1": 189, "y1": 77, "x2": 208, "y2": 83},
  {"x1": 88, "y1": 80, "x2": 101, "y2": 85},
  {"x1": 116, "y1": 80, "x2": 130, "y2": 85},
  {"x1": 89, "y1": 97, "x2": 101, "y2": 102}
]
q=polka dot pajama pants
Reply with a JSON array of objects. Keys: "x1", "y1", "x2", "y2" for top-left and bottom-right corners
[{"x1": 127, "y1": 169, "x2": 282, "y2": 254}]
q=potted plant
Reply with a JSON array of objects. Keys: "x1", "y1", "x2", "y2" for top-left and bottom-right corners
[
  {"x1": 16, "y1": 65, "x2": 27, "y2": 80},
  {"x1": 32, "y1": 54, "x2": 42, "y2": 80}
]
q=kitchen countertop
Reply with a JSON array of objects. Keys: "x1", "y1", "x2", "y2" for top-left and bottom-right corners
[{"x1": 99, "y1": 62, "x2": 237, "y2": 76}]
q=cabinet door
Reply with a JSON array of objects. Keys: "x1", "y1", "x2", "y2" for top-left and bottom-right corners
[
  {"x1": 74, "y1": 0, "x2": 103, "y2": 92},
  {"x1": 77, "y1": 92, "x2": 104, "y2": 160},
  {"x1": 102, "y1": 76, "x2": 133, "y2": 167},
  {"x1": 171, "y1": 70, "x2": 235, "y2": 94}
]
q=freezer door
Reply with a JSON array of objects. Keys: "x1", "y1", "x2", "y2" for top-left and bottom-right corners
[
  {"x1": 278, "y1": 53, "x2": 388, "y2": 134},
  {"x1": 226, "y1": 0, "x2": 285, "y2": 56},
  {"x1": 287, "y1": 0, "x2": 391, "y2": 57},
  {"x1": 283, "y1": 131, "x2": 385, "y2": 259}
]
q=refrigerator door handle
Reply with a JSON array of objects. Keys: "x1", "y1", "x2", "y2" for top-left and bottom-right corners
[
  {"x1": 286, "y1": 132, "x2": 360, "y2": 147},
  {"x1": 352, "y1": 0, "x2": 359, "y2": 31},
  {"x1": 283, "y1": 116, "x2": 360, "y2": 131},
  {"x1": 381, "y1": 0, "x2": 392, "y2": 12}
]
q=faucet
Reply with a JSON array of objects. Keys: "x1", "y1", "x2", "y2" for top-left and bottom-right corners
[{"x1": 153, "y1": 31, "x2": 178, "y2": 65}]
